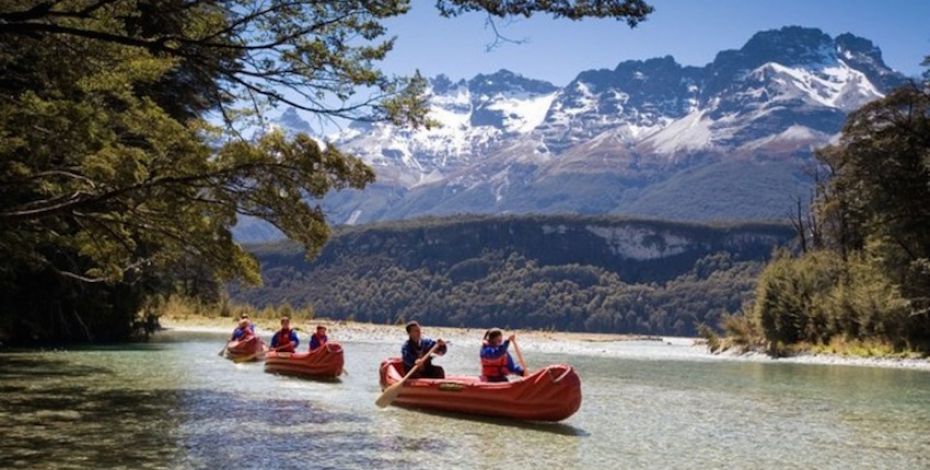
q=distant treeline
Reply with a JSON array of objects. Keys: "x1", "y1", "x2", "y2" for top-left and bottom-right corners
[{"x1": 232, "y1": 215, "x2": 794, "y2": 336}]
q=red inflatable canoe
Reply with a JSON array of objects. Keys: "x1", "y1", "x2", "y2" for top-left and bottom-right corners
[
  {"x1": 224, "y1": 336, "x2": 266, "y2": 363},
  {"x1": 378, "y1": 358, "x2": 582, "y2": 422},
  {"x1": 264, "y1": 343, "x2": 345, "y2": 379}
]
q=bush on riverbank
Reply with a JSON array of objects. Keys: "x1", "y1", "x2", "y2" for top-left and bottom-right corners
[{"x1": 714, "y1": 250, "x2": 924, "y2": 358}]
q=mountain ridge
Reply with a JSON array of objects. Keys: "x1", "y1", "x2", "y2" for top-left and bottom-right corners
[{"x1": 233, "y1": 26, "x2": 910, "y2": 243}]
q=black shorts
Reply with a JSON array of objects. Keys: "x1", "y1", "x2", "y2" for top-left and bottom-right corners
[{"x1": 410, "y1": 364, "x2": 445, "y2": 379}]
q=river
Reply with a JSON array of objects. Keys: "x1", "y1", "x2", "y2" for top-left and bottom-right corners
[{"x1": 1, "y1": 330, "x2": 928, "y2": 469}]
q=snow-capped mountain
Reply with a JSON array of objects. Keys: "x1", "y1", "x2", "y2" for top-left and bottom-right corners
[
  {"x1": 239, "y1": 27, "x2": 910, "y2": 240},
  {"x1": 330, "y1": 70, "x2": 558, "y2": 187}
]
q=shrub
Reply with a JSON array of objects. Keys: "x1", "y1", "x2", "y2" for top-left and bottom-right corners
[{"x1": 697, "y1": 323, "x2": 721, "y2": 353}]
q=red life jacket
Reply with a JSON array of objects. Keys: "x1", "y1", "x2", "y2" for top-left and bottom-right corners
[
  {"x1": 480, "y1": 344, "x2": 510, "y2": 379},
  {"x1": 274, "y1": 329, "x2": 295, "y2": 352}
]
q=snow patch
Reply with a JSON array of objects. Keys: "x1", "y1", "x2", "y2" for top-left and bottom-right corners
[
  {"x1": 585, "y1": 226, "x2": 692, "y2": 260},
  {"x1": 487, "y1": 92, "x2": 559, "y2": 133},
  {"x1": 345, "y1": 210, "x2": 362, "y2": 225},
  {"x1": 753, "y1": 61, "x2": 883, "y2": 111},
  {"x1": 639, "y1": 110, "x2": 713, "y2": 154},
  {"x1": 542, "y1": 224, "x2": 569, "y2": 235},
  {"x1": 742, "y1": 124, "x2": 830, "y2": 151}
]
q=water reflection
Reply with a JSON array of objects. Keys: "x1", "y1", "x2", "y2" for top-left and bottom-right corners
[
  {"x1": 404, "y1": 407, "x2": 590, "y2": 437},
  {"x1": 0, "y1": 355, "x2": 112, "y2": 379},
  {"x1": 0, "y1": 355, "x2": 445, "y2": 468}
]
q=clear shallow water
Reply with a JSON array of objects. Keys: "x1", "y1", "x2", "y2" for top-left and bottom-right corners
[{"x1": 1, "y1": 331, "x2": 929, "y2": 469}]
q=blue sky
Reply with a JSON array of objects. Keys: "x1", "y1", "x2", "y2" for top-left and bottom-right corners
[{"x1": 378, "y1": 0, "x2": 930, "y2": 85}]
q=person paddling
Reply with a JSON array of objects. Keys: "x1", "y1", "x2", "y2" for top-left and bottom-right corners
[
  {"x1": 239, "y1": 313, "x2": 256, "y2": 334},
  {"x1": 479, "y1": 328, "x2": 525, "y2": 382},
  {"x1": 309, "y1": 325, "x2": 328, "y2": 351},
  {"x1": 402, "y1": 321, "x2": 447, "y2": 379},
  {"x1": 270, "y1": 316, "x2": 299, "y2": 353},
  {"x1": 230, "y1": 318, "x2": 254, "y2": 341}
]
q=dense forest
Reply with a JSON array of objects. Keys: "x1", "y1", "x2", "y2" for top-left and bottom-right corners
[
  {"x1": 714, "y1": 73, "x2": 930, "y2": 356},
  {"x1": 231, "y1": 215, "x2": 794, "y2": 336}
]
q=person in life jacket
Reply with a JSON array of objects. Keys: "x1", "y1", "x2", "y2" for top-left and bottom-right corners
[
  {"x1": 309, "y1": 325, "x2": 328, "y2": 351},
  {"x1": 239, "y1": 313, "x2": 256, "y2": 335},
  {"x1": 479, "y1": 328, "x2": 525, "y2": 382},
  {"x1": 270, "y1": 316, "x2": 299, "y2": 353},
  {"x1": 230, "y1": 318, "x2": 254, "y2": 341},
  {"x1": 401, "y1": 321, "x2": 447, "y2": 379}
]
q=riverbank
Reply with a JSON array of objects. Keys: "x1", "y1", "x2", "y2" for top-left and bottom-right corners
[
  {"x1": 160, "y1": 315, "x2": 930, "y2": 371},
  {"x1": 158, "y1": 313, "x2": 660, "y2": 346}
]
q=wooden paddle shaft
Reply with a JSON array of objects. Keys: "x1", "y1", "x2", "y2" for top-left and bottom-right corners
[
  {"x1": 512, "y1": 338, "x2": 528, "y2": 373},
  {"x1": 401, "y1": 342, "x2": 441, "y2": 381},
  {"x1": 375, "y1": 342, "x2": 441, "y2": 408}
]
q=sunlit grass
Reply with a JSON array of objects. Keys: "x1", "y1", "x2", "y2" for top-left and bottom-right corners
[{"x1": 153, "y1": 295, "x2": 316, "y2": 332}]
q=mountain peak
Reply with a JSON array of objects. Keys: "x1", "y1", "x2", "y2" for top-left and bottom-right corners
[
  {"x1": 704, "y1": 26, "x2": 840, "y2": 94},
  {"x1": 467, "y1": 69, "x2": 558, "y2": 95},
  {"x1": 614, "y1": 55, "x2": 680, "y2": 72},
  {"x1": 834, "y1": 32, "x2": 904, "y2": 89},
  {"x1": 738, "y1": 26, "x2": 835, "y2": 66},
  {"x1": 430, "y1": 74, "x2": 457, "y2": 94},
  {"x1": 835, "y1": 32, "x2": 882, "y2": 60},
  {"x1": 276, "y1": 107, "x2": 311, "y2": 133}
]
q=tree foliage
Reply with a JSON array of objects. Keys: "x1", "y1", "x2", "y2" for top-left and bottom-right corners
[
  {"x1": 0, "y1": 1, "x2": 652, "y2": 343},
  {"x1": 436, "y1": 0, "x2": 653, "y2": 24}
]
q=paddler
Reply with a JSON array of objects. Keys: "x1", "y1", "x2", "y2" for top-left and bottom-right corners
[
  {"x1": 270, "y1": 316, "x2": 299, "y2": 353},
  {"x1": 309, "y1": 324, "x2": 328, "y2": 351},
  {"x1": 479, "y1": 328, "x2": 525, "y2": 382},
  {"x1": 402, "y1": 321, "x2": 447, "y2": 378},
  {"x1": 230, "y1": 318, "x2": 254, "y2": 341},
  {"x1": 239, "y1": 313, "x2": 256, "y2": 334}
]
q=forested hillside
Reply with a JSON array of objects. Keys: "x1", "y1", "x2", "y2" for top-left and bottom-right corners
[{"x1": 232, "y1": 215, "x2": 794, "y2": 336}]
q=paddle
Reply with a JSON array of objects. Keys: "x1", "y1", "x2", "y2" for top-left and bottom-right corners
[
  {"x1": 268, "y1": 340, "x2": 294, "y2": 353},
  {"x1": 218, "y1": 336, "x2": 234, "y2": 356},
  {"x1": 512, "y1": 337, "x2": 529, "y2": 376},
  {"x1": 375, "y1": 343, "x2": 440, "y2": 408}
]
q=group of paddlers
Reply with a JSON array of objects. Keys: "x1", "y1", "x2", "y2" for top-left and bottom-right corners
[
  {"x1": 229, "y1": 315, "x2": 526, "y2": 382},
  {"x1": 230, "y1": 314, "x2": 329, "y2": 352},
  {"x1": 401, "y1": 320, "x2": 526, "y2": 382}
]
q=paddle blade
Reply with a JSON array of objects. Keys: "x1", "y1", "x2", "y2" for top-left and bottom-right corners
[
  {"x1": 375, "y1": 383, "x2": 403, "y2": 408},
  {"x1": 376, "y1": 343, "x2": 437, "y2": 408}
]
